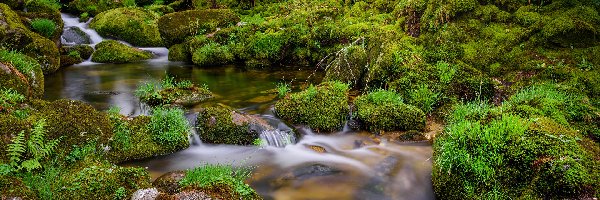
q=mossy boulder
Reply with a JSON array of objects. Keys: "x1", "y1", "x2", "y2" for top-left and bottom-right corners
[
  {"x1": 196, "y1": 106, "x2": 272, "y2": 145},
  {"x1": 91, "y1": 40, "x2": 154, "y2": 63},
  {"x1": 354, "y1": 90, "x2": 426, "y2": 132},
  {"x1": 157, "y1": 9, "x2": 239, "y2": 47},
  {"x1": 106, "y1": 114, "x2": 190, "y2": 163},
  {"x1": 0, "y1": 175, "x2": 37, "y2": 199},
  {"x1": 90, "y1": 7, "x2": 163, "y2": 47},
  {"x1": 29, "y1": 99, "x2": 113, "y2": 151},
  {"x1": 0, "y1": 51, "x2": 44, "y2": 98},
  {"x1": 275, "y1": 81, "x2": 349, "y2": 132},
  {"x1": 66, "y1": 0, "x2": 127, "y2": 16},
  {"x1": 168, "y1": 43, "x2": 189, "y2": 61},
  {"x1": 136, "y1": 80, "x2": 213, "y2": 107},
  {"x1": 0, "y1": 3, "x2": 60, "y2": 74},
  {"x1": 60, "y1": 45, "x2": 94, "y2": 67},
  {"x1": 60, "y1": 162, "x2": 151, "y2": 200},
  {"x1": 191, "y1": 42, "x2": 234, "y2": 67}
]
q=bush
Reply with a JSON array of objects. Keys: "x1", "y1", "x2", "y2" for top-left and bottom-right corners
[
  {"x1": 30, "y1": 18, "x2": 56, "y2": 38},
  {"x1": 275, "y1": 81, "x2": 349, "y2": 132},
  {"x1": 148, "y1": 107, "x2": 190, "y2": 151},
  {"x1": 179, "y1": 164, "x2": 260, "y2": 199},
  {"x1": 354, "y1": 89, "x2": 426, "y2": 132}
]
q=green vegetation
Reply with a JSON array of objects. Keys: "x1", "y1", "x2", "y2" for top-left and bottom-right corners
[
  {"x1": 196, "y1": 106, "x2": 267, "y2": 145},
  {"x1": 6, "y1": 119, "x2": 60, "y2": 172},
  {"x1": 148, "y1": 107, "x2": 190, "y2": 152},
  {"x1": 275, "y1": 82, "x2": 291, "y2": 98},
  {"x1": 0, "y1": 88, "x2": 25, "y2": 111},
  {"x1": 135, "y1": 75, "x2": 212, "y2": 106},
  {"x1": 433, "y1": 84, "x2": 599, "y2": 199},
  {"x1": 91, "y1": 40, "x2": 153, "y2": 63},
  {"x1": 179, "y1": 164, "x2": 261, "y2": 199},
  {"x1": 0, "y1": 50, "x2": 44, "y2": 98},
  {"x1": 275, "y1": 81, "x2": 349, "y2": 132},
  {"x1": 157, "y1": 9, "x2": 240, "y2": 47},
  {"x1": 90, "y1": 7, "x2": 163, "y2": 47},
  {"x1": 30, "y1": 18, "x2": 56, "y2": 38},
  {"x1": 354, "y1": 89, "x2": 426, "y2": 132}
]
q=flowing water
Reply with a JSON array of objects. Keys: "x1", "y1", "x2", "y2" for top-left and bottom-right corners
[{"x1": 45, "y1": 13, "x2": 436, "y2": 200}]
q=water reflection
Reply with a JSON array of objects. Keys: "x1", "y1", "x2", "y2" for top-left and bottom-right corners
[{"x1": 44, "y1": 62, "x2": 322, "y2": 116}]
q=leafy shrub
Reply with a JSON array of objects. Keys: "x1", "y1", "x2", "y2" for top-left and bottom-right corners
[
  {"x1": 354, "y1": 89, "x2": 426, "y2": 132},
  {"x1": 148, "y1": 107, "x2": 190, "y2": 151},
  {"x1": 30, "y1": 19, "x2": 56, "y2": 38},
  {"x1": 179, "y1": 164, "x2": 260, "y2": 199}
]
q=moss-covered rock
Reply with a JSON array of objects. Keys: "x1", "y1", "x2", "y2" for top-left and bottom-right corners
[
  {"x1": 157, "y1": 9, "x2": 239, "y2": 47},
  {"x1": 0, "y1": 3, "x2": 60, "y2": 74},
  {"x1": 135, "y1": 78, "x2": 212, "y2": 107},
  {"x1": 354, "y1": 90, "x2": 426, "y2": 132},
  {"x1": 168, "y1": 43, "x2": 189, "y2": 61},
  {"x1": 106, "y1": 111, "x2": 190, "y2": 163},
  {"x1": 196, "y1": 105, "x2": 271, "y2": 145},
  {"x1": 60, "y1": 45, "x2": 94, "y2": 67},
  {"x1": 0, "y1": 50, "x2": 44, "y2": 98},
  {"x1": 191, "y1": 42, "x2": 234, "y2": 67},
  {"x1": 275, "y1": 81, "x2": 349, "y2": 132},
  {"x1": 66, "y1": 0, "x2": 127, "y2": 16},
  {"x1": 0, "y1": 175, "x2": 38, "y2": 199},
  {"x1": 29, "y1": 99, "x2": 113, "y2": 151},
  {"x1": 59, "y1": 162, "x2": 151, "y2": 200},
  {"x1": 90, "y1": 7, "x2": 163, "y2": 47},
  {"x1": 0, "y1": 113, "x2": 33, "y2": 162},
  {"x1": 91, "y1": 40, "x2": 153, "y2": 63}
]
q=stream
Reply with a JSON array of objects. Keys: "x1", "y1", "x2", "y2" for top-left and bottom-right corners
[{"x1": 45, "y1": 13, "x2": 436, "y2": 200}]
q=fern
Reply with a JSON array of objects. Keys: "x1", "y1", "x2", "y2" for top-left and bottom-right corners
[
  {"x1": 5, "y1": 119, "x2": 60, "y2": 172},
  {"x1": 7, "y1": 130, "x2": 26, "y2": 165}
]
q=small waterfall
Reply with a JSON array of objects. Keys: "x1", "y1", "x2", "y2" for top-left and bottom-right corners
[
  {"x1": 60, "y1": 13, "x2": 170, "y2": 64},
  {"x1": 259, "y1": 129, "x2": 296, "y2": 147},
  {"x1": 185, "y1": 112, "x2": 203, "y2": 146},
  {"x1": 61, "y1": 13, "x2": 104, "y2": 45}
]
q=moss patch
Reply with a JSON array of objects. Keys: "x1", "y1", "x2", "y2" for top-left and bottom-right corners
[
  {"x1": 354, "y1": 90, "x2": 426, "y2": 132},
  {"x1": 196, "y1": 105, "x2": 270, "y2": 145},
  {"x1": 91, "y1": 40, "x2": 153, "y2": 63},
  {"x1": 275, "y1": 81, "x2": 349, "y2": 132},
  {"x1": 90, "y1": 7, "x2": 163, "y2": 47},
  {"x1": 157, "y1": 9, "x2": 239, "y2": 47}
]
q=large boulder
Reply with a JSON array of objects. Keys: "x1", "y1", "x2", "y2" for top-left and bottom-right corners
[
  {"x1": 0, "y1": 50, "x2": 44, "y2": 98},
  {"x1": 90, "y1": 7, "x2": 163, "y2": 47},
  {"x1": 0, "y1": 3, "x2": 60, "y2": 74},
  {"x1": 91, "y1": 40, "x2": 153, "y2": 63},
  {"x1": 66, "y1": 0, "x2": 127, "y2": 15},
  {"x1": 158, "y1": 9, "x2": 239, "y2": 47},
  {"x1": 61, "y1": 26, "x2": 92, "y2": 45},
  {"x1": 275, "y1": 81, "x2": 349, "y2": 132},
  {"x1": 354, "y1": 90, "x2": 426, "y2": 132},
  {"x1": 196, "y1": 105, "x2": 272, "y2": 145}
]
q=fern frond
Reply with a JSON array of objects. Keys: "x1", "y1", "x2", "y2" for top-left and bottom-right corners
[
  {"x1": 7, "y1": 131, "x2": 26, "y2": 164},
  {"x1": 21, "y1": 159, "x2": 41, "y2": 172}
]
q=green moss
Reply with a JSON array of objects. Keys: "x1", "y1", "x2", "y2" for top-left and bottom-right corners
[
  {"x1": 29, "y1": 99, "x2": 113, "y2": 152},
  {"x1": 67, "y1": 0, "x2": 127, "y2": 15},
  {"x1": 157, "y1": 9, "x2": 239, "y2": 47},
  {"x1": 191, "y1": 42, "x2": 234, "y2": 67},
  {"x1": 275, "y1": 81, "x2": 349, "y2": 132},
  {"x1": 354, "y1": 90, "x2": 426, "y2": 132},
  {"x1": 179, "y1": 164, "x2": 261, "y2": 200},
  {"x1": 90, "y1": 7, "x2": 163, "y2": 47},
  {"x1": 0, "y1": 114, "x2": 33, "y2": 162},
  {"x1": 91, "y1": 40, "x2": 154, "y2": 63},
  {"x1": 0, "y1": 175, "x2": 38, "y2": 199},
  {"x1": 168, "y1": 43, "x2": 189, "y2": 61},
  {"x1": 147, "y1": 107, "x2": 190, "y2": 152},
  {"x1": 59, "y1": 162, "x2": 151, "y2": 200},
  {"x1": 0, "y1": 50, "x2": 44, "y2": 98},
  {"x1": 0, "y1": 4, "x2": 60, "y2": 74},
  {"x1": 30, "y1": 18, "x2": 56, "y2": 39},
  {"x1": 196, "y1": 106, "x2": 264, "y2": 145},
  {"x1": 135, "y1": 76, "x2": 212, "y2": 107}
]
